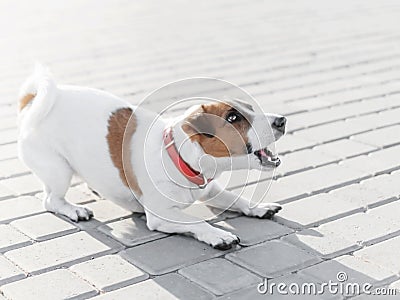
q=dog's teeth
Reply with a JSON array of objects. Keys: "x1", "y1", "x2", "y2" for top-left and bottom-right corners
[
  {"x1": 259, "y1": 149, "x2": 268, "y2": 158},
  {"x1": 268, "y1": 156, "x2": 277, "y2": 163}
]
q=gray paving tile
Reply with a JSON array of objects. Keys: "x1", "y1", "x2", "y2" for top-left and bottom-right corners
[
  {"x1": 179, "y1": 258, "x2": 260, "y2": 295},
  {"x1": 226, "y1": 240, "x2": 321, "y2": 278},
  {"x1": 154, "y1": 273, "x2": 214, "y2": 300},
  {"x1": 215, "y1": 216, "x2": 293, "y2": 246},
  {"x1": 121, "y1": 235, "x2": 221, "y2": 275},
  {"x1": 98, "y1": 215, "x2": 167, "y2": 246}
]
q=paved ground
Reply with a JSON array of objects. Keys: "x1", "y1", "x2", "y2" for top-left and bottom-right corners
[{"x1": 1, "y1": 0, "x2": 400, "y2": 299}]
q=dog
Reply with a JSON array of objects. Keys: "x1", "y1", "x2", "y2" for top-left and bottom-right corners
[{"x1": 18, "y1": 66, "x2": 286, "y2": 250}]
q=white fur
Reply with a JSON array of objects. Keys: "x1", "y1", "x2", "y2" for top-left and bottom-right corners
[{"x1": 18, "y1": 69, "x2": 285, "y2": 249}]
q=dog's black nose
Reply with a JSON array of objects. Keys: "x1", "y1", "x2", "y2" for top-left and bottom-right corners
[{"x1": 272, "y1": 116, "x2": 286, "y2": 130}]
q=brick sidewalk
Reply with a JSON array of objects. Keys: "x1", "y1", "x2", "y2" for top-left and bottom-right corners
[{"x1": 1, "y1": 0, "x2": 400, "y2": 299}]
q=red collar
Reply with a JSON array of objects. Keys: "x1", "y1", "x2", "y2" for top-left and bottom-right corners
[{"x1": 163, "y1": 126, "x2": 212, "y2": 188}]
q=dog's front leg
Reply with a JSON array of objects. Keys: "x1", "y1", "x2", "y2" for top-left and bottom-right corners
[
  {"x1": 203, "y1": 182, "x2": 282, "y2": 219},
  {"x1": 142, "y1": 190, "x2": 239, "y2": 250}
]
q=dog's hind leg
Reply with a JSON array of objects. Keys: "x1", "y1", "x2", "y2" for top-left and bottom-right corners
[{"x1": 19, "y1": 140, "x2": 93, "y2": 222}]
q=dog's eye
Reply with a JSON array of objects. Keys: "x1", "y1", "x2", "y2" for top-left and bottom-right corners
[{"x1": 226, "y1": 112, "x2": 242, "y2": 123}]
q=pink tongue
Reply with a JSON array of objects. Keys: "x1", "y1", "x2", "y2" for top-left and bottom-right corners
[{"x1": 259, "y1": 149, "x2": 268, "y2": 157}]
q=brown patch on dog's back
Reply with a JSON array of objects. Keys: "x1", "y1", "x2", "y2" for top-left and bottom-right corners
[
  {"x1": 182, "y1": 102, "x2": 252, "y2": 157},
  {"x1": 107, "y1": 107, "x2": 142, "y2": 196},
  {"x1": 19, "y1": 93, "x2": 35, "y2": 111}
]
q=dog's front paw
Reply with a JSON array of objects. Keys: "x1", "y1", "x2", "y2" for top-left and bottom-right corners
[
  {"x1": 246, "y1": 203, "x2": 282, "y2": 219},
  {"x1": 197, "y1": 228, "x2": 240, "y2": 250}
]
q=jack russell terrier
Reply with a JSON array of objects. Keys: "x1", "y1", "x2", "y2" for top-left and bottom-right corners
[{"x1": 18, "y1": 67, "x2": 286, "y2": 250}]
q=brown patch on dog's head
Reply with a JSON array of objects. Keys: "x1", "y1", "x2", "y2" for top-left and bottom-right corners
[
  {"x1": 19, "y1": 93, "x2": 35, "y2": 111},
  {"x1": 107, "y1": 107, "x2": 142, "y2": 197},
  {"x1": 182, "y1": 102, "x2": 253, "y2": 157}
]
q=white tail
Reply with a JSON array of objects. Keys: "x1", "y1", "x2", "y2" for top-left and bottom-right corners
[{"x1": 18, "y1": 64, "x2": 57, "y2": 130}]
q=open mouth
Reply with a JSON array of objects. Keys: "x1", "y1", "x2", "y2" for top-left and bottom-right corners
[{"x1": 254, "y1": 147, "x2": 281, "y2": 167}]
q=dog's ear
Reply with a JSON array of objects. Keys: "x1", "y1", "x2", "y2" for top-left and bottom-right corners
[{"x1": 182, "y1": 105, "x2": 215, "y2": 138}]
